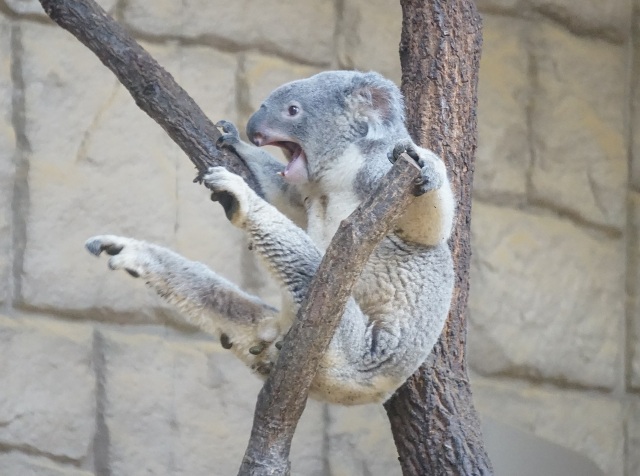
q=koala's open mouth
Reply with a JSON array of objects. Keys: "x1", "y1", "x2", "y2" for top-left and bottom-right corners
[{"x1": 271, "y1": 141, "x2": 309, "y2": 184}]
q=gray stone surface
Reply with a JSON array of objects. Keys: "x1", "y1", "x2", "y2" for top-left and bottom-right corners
[
  {"x1": 627, "y1": 399, "x2": 640, "y2": 476},
  {"x1": 0, "y1": 14, "x2": 14, "y2": 305},
  {"x1": 0, "y1": 453, "x2": 94, "y2": 476},
  {"x1": 475, "y1": 15, "x2": 531, "y2": 200},
  {"x1": 0, "y1": 315, "x2": 95, "y2": 461},
  {"x1": 327, "y1": 404, "x2": 401, "y2": 476},
  {"x1": 122, "y1": 0, "x2": 336, "y2": 65},
  {"x1": 476, "y1": 0, "x2": 523, "y2": 13},
  {"x1": 631, "y1": 13, "x2": 640, "y2": 190},
  {"x1": 5, "y1": 0, "x2": 116, "y2": 17},
  {"x1": 468, "y1": 203, "x2": 624, "y2": 389},
  {"x1": 99, "y1": 329, "x2": 325, "y2": 475},
  {"x1": 528, "y1": 0, "x2": 632, "y2": 42},
  {"x1": 529, "y1": 22, "x2": 627, "y2": 229},
  {"x1": 472, "y1": 376, "x2": 624, "y2": 476},
  {"x1": 477, "y1": 0, "x2": 632, "y2": 42},
  {"x1": 339, "y1": 0, "x2": 402, "y2": 84},
  {"x1": 629, "y1": 192, "x2": 640, "y2": 389}
]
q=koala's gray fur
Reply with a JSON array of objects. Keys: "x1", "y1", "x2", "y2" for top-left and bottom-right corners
[{"x1": 86, "y1": 71, "x2": 455, "y2": 405}]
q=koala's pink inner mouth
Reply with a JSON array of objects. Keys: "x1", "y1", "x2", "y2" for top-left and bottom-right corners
[{"x1": 272, "y1": 141, "x2": 309, "y2": 184}]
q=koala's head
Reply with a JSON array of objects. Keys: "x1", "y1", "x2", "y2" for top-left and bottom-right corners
[{"x1": 246, "y1": 71, "x2": 406, "y2": 184}]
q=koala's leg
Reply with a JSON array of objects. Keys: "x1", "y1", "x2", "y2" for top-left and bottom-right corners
[
  {"x1": 389, "y1": 140, "x2": 455, "y2": 246},
  {"x1": 312, "y1": 240, "x2": 454, "y2": 404},
  {"x1": 204, "y1": 167, "x2": 322, "y2": 307},
  {"x1": 215, "y1": 120, "x2": 307, "y2": 228},
  {"x1": 85, "y1": 235, "x2": 282, "y2": 372}
]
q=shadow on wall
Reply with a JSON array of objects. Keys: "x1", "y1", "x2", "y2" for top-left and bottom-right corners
[{"x1": 483, "y1": 418, "x2": 603, "y2": 476}]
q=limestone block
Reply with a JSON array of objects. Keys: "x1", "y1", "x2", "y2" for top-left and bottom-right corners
[
  {"x1": 327, "y1": 404, "x2": 401, "y2": 476},
  {"x1": 477, "y1": 0, "x2": 631, "y2": 42},
  {"x1": 468, "y1": 203, "x2": 623, "y2": 389},
  {"x1": 6, "y1": 0, "x2": 116, "y2": 17},
  {"x1": 0, "y1": 315, "x2": 95, "y2": 461},
  {"x1": 528, "y1": 0, "x2": 632, "y2": 42},
  {"x1": 99, "y1": 330, "x2": 325, "y2": 475},
  {"x1": 0, "y1": 15, "x2": 14, "y2": 305},
  {"x1": 629, "y1": 193, "x2": 640, "y2": 389},
  {"x1": 631, "y1": 14, "x2": 640, "y2": 189},
  {"x1": 339, "y1": 0, "x2": 402, "y2": 84},
  {"x1": 123, "y1": 0, "x2": 335, "y2": 65},
  {"x1": 529, "y1": 23, "x2": 627, "y2": 229},
  {"x1": 475, "y1": 15, "x2": 530, "y2": 199},
  {"x1": 0, "y1": 453, "x2": 94, "y2": 476},
  {"x1": 627, "y1": 399, "x2": 640, "y2": 476},
  {"x1": 472, "y1": 376, "x2": 624, "y2": 476},
  {"x1": 475, "y1": 0, "x2": 524, "y2": 14}
]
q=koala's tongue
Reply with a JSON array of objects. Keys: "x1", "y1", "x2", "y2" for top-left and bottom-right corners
[{"x1": 282, "y1": 148, "x2": 309, "y2": 184}]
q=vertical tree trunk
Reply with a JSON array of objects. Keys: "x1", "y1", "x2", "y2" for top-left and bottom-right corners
[{"x1": 383, "y1": 1, "x2": 492, "y2": 475}]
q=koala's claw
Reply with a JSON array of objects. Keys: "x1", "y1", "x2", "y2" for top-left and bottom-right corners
[
  {"x1": 85, "y1": 236, "x2": 123, "y2": 257},
  {"x1": 203, "y1": 166, "x2": 252, "y2": 226},
  {"x1": 389, "y1": 141, "x2": 423, "y2": 168},
  {"x1": 220, "y1": 333, "x2": 233, "y2": 350},
  {"x1": 389, "y1": 140, "x2": 443, "y2": 196},
  {"x1": 215, "y1": 120, "x2": 241, "y2": 150}
]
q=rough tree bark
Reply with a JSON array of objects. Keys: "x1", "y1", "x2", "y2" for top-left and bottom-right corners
[{"x1": 383, "y1": 1, "x2": 493, "y2": 475}]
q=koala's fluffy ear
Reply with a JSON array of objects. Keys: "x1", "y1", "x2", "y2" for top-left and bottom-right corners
[{"x1": 349, "y1": 72, "x2": 405, "y2": 132}]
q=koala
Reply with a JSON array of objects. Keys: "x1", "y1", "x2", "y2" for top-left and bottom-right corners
[{"x1": 86, "y1": 71, "x2": 455, "y2": 405}]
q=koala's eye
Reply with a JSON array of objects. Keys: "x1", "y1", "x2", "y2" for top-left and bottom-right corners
[{"x1": 287, "y1": 105, "x2": 300, "y2": 116}]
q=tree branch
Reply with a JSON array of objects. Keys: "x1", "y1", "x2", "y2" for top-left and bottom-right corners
[
  {"x1": 38, "y1": 0, "x2": 261, "y2": 193},
  {"x1": 383, "y1": 1, "x2": 492, "y2": 474}
]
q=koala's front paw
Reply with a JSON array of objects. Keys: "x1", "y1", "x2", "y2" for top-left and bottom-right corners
[
  {"x1": 215, "y1": 120, "x2": 241, "y2": 150},
  {"x1": 204, "y1": 166, "x2": 254, "y2": 227},
  {"x1": 85, "y1": 235, "x2": 151, "y2": 279},
  {"x1": 388, "y1": 140, "x2": 444, "y2": 196}
]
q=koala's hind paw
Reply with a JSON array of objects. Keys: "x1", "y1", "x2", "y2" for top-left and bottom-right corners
[
  {"x1": 215, "y1": 120, "x2": 241, "y2": 150},
  {"x1": 388, "y1": 140, "x2": 443, "y2": 196},
  {"x1": 85, "y1": 235, "x2": 150, "y2": 279}
]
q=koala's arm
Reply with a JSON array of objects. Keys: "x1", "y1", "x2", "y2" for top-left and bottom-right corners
[
  {"x1": 393, "y1": 142, "x2": 455, "y2": 246},
  {"x1": 216, "y1": 121, "x2": 307, "y2": 228}
]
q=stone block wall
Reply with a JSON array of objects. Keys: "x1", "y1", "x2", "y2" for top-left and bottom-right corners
[{"x1": 0, "y1": 0, "x2": 637, "y2": 475}]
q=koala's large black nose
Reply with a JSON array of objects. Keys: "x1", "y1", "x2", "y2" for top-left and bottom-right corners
[
  {"x1": 251, "y1": 132, "x2": 266, "y2": 147},
  {"x1": 246, "y1": 105, "x2": 266, "y2": 146}
]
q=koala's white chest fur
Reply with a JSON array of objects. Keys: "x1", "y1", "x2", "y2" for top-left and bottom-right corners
[
  {"x1": 305, "y1": 191, "x2": 360, "y2": 250},
  {"x1": 303, "y1": 146, "x2": 365, "y2": 250}
]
